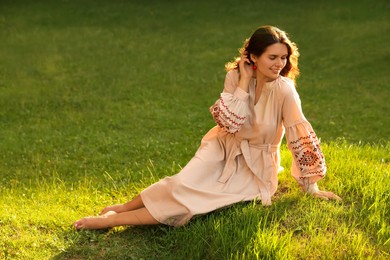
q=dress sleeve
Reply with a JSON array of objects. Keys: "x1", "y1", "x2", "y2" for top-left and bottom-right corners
[
  {"x1": 210, "y1": 70, "x2": 250, "y2": 134},
  {"x1": 282, "y1": 85, "x2": 326, "y2": 189}
]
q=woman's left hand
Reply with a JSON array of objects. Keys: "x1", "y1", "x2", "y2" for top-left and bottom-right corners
[
  {"x1": 306, "y1": 182, "x2": 342, "y2": 201},
  {"x1": 310, "y1": 190, "x2": 342, "y2": 201}
]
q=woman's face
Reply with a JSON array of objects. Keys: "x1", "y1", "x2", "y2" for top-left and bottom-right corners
[{"x1": 251, "y1": 43, "x2": 288, "y2": 82}]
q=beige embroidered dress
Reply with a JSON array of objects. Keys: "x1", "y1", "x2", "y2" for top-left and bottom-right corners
[{"x1": 141, "y1": 69, "x2": 326, "y2": 227}]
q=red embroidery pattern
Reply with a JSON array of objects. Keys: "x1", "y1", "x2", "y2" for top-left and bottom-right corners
[
  {"x1": 219, "y1": 97, "x2": 246, "y2": 120},
  {"x1": 289, "y1": 134, "x2": 312, "y2": 144},
  {"x1": 215, "y1": 105, "x2": 244, "y2": 127},
  {"x1": 210, "y1": 95, "x2": 247, "y2": 134},
  {"x1": 289, "y1": 131, "x2": 326, "y2": 178},
  {"x1": 290, "y1": 132, "x2": 318, "y2": 150},
  {"x1": 298, "y1": 150, "x2": 319, "y2": 166}
]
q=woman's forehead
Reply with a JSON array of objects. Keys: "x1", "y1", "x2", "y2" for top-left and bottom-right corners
[{"x1": 264, "y1": 43, "x2": 288, "y2": 55}]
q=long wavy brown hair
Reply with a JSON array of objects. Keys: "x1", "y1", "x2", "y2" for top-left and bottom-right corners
[{"x1": 225, "y1": 25, "x2": 300, "y2": 84}]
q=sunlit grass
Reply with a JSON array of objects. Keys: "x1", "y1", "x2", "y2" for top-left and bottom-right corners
[
  {"x1": 0, "y1": 0, "x2": 389, "y2": 259},
  {"x1": 1, "y1": 142, "x2": 388, "y2": 259}
]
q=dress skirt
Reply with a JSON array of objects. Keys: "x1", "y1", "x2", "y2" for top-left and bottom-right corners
[{"x1": 140, "y1": 127, "x2": 271, "y2": 227}]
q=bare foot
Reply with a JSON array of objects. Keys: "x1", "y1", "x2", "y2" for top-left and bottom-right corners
[
  {"x1": 100, "y1": 204, "x2": 126, "y2": 215},
  {"x1": 74, "y1": 211, "x2": 117, "y2": 230}
]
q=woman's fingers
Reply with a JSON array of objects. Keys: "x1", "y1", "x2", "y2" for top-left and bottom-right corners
[
  {"x1": 312, "y1": 190, "x2": 342, "y2": 201},
  {"x1": 331, "y1": 193, "x2": 342, "y2": 201},
  {"x1": 240, "y1": 51, "x2": 251, "y2": 64},
  {"x1": 312, "y1": 191, "x2": 329, "y2": 200},
  {"x1": 240, "y1": 55, "x2": 250, "y2": 65}
]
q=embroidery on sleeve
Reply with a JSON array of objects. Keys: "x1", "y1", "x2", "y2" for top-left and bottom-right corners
[
  {"x1": 298, "y1": 150, "x2": 319, "y2": 166},
  {"x1": 219, "y1": 97, "x2": 246, "y2": 121},
  {"x1": 210, "y1": 96, "x2": 246, "y2": 133},
  {"x1": 290, "y1": 131, "x2": 326, "y2": 179}
]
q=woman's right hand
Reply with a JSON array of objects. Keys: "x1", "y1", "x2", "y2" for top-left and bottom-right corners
[
  {"x1": 238, "y1": 52, "x2": 254, "y2": 92},
  {"x1": 239, "y1": 51, "x2": 254, "y2": 80}
]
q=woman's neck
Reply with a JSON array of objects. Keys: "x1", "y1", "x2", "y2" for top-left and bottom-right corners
[{"x1": 255, "y1": 74, "x2": 266, "y2": 89}]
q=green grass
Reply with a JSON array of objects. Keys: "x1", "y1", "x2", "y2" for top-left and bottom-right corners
[{"x1": 0, "y1": 0, "x2": 389, "y2": 259}]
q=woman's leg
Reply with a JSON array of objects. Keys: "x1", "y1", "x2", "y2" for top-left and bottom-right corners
[
  {"x1": 100, "y1": 195, "x2": 145, "y2": 215},
  {"x1": 74, "y1": 206, "x2": 159, "y2": 230}
]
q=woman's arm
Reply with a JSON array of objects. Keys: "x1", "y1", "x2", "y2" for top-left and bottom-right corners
[
  {"x1": 282, "y1": 83, "x2": 341, "y2": 201},
  {"x1": 209, "y1": 52, "x2": 255, "y2": 133},
  {"x1": 210, "y1": 70, "x2": 250, "y2": 134}
]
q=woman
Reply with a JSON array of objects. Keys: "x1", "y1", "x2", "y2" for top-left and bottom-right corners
[{"x1": 74, "y1": 25, "x2": 341, "y2": 230}]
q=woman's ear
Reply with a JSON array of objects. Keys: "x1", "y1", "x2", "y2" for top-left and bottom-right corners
[{"x1": 250, "y1": 54, "x2": 258, "y2": 64}]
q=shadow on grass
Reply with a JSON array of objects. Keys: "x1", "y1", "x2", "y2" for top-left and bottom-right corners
[
  {"x1": 53, "y1": 197, "x2": 299, "y2": 259},
  {"x1": 54, "y1": 225, "x2": 171, "y2": 259}
]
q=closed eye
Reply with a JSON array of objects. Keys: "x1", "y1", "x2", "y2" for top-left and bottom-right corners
[{"x1": 269, "y1": 55, "x2": 288, "y2": 60}]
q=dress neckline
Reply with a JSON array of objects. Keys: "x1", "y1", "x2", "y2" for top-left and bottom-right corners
[{"x1": 252, "y1": 76, "x2": 278, "y2": 106}]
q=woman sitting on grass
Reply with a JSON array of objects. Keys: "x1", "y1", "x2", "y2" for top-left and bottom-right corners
[{"x1": 74, "y1": 25, "x2": 341, "y2": 230}]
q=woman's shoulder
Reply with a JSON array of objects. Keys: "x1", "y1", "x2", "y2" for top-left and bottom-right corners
[
  {"x1": 275, "y1": 76, "x2": 297, "y2": 96},
  {"x1": 277, "y1": 76, "x2": 295, "y2": 90}
]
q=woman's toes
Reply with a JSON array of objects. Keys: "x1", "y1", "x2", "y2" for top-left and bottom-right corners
[{"x1": 73, "y1": 216, "x2": 111, "y2": 230}]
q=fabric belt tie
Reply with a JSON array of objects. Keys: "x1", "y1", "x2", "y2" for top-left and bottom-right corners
[{"x1": 217, "y1": 134, "x2": 278, "y2": 206}]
